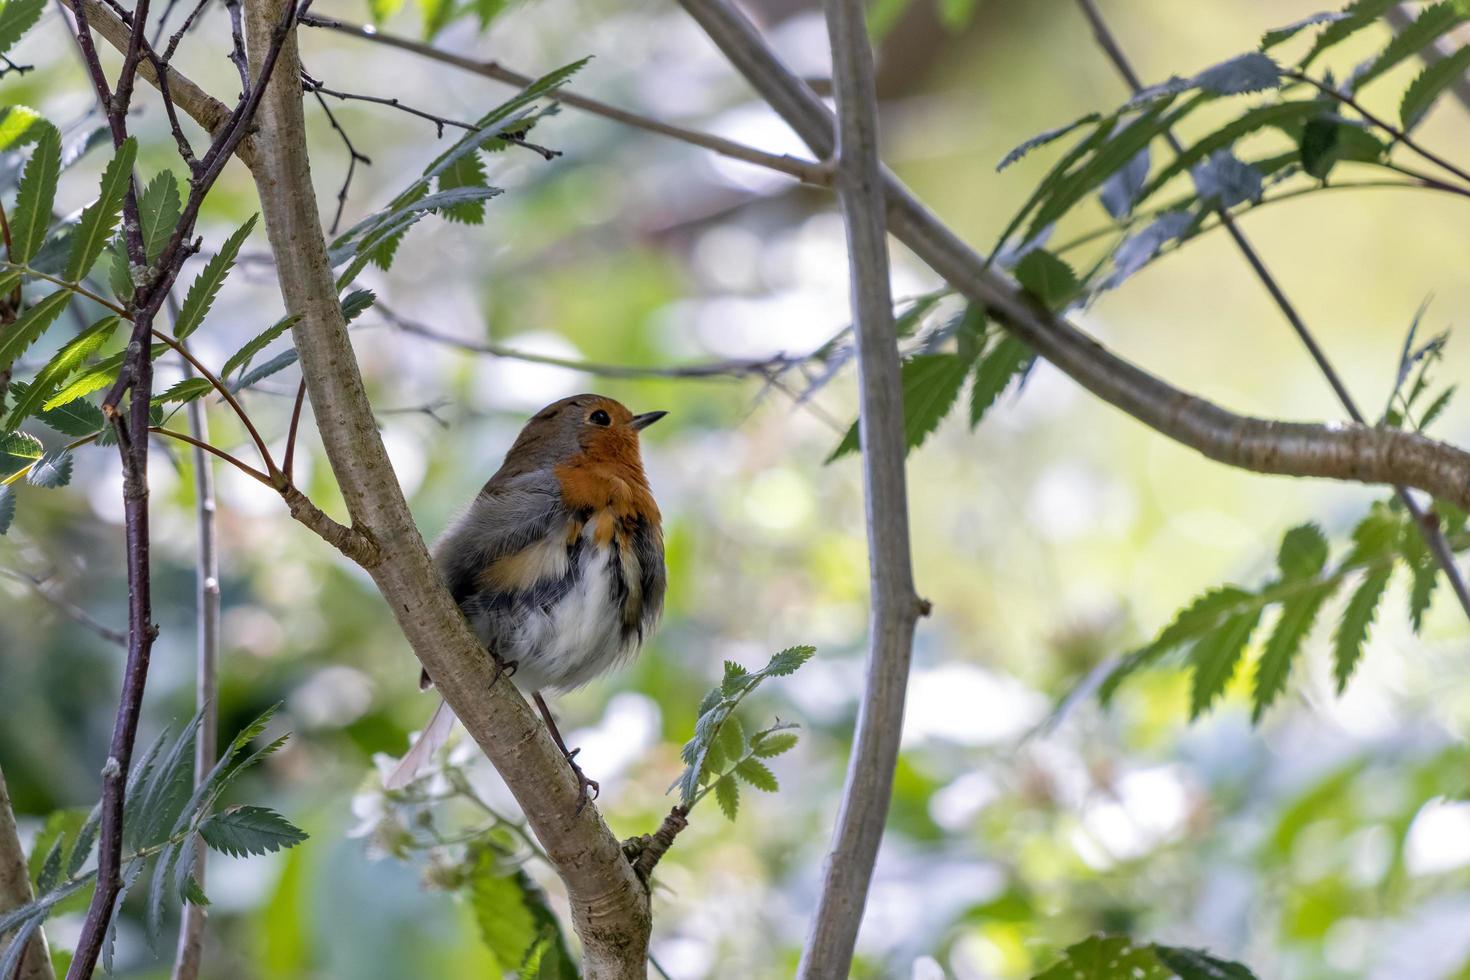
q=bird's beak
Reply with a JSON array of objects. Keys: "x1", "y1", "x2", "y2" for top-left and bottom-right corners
[{"x1": 630, "y1": 410, "x2": 668, "y2": 431}]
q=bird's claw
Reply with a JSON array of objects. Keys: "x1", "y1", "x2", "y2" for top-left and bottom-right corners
[
  {"x1": 489, "y1": 657, "x2": 519, "y2": 688},
  {"x1": 566, "y1": 748, "x2": 600, "y2": 815}
]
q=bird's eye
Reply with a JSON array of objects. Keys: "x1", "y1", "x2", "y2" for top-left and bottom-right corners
[{"x1": 588, "y1": 409, "x2": 612, "y2": 427}]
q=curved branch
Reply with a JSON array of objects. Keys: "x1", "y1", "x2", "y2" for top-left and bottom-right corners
[
  {"x1": 798, "y1": 0, "x2": 923, "y2": 973},
  {"x1": 239, "y1": 5, "x2": 650, "y2": 975},
  {"x1": 673, "y1": 0, "x2": 1470, "y2": 512}
]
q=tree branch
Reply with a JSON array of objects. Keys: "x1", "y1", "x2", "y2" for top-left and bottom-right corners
[
  {"x1": 1073, "y1": 0, "x2": 1470, "y2": 629},
  {"x1": 241, "y1": 5, "x2": 650, "y2": 974},
  {"x1": 673, "y1": 0, "x2": 1470, "y2": 510},
  {"x1": 798, "y1": 0, "x2": 924, "y2": 973},
  {"x1": 0, "y1": 763, "x2": 54, "y2": 980}
]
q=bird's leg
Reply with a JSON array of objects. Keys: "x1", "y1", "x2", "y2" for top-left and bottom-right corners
[
  {"x1": 533, "y1": 691, "x2": 599, "y2": 813},
  {"x1": 488, "y1": 651, "x2": 518, "y2": 688}
]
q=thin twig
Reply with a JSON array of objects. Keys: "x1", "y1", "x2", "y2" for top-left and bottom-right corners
[
  {"x1": 306, "y1": 87, "x2": 371, "y2": 235},
  {"x1": 169, "y1": 311, "x2": 219, "y2": 980},
  {"x1": 148, "y1": 427, "x2": 274, "y2": 485},
  {"x1": 283, "y1": 378, "x2": 307, "y2": 480},
  {"x1": 298, "y1": 14, "x2": 833, "y2": 187},
  {"x1": 0, "y1": 568, "x2": 128, "y2": 647},
  {"x1": 1075, "y1": 0, "x2": 1470, "y2": 628},
  {"x1": 150, "y1": 328, "x2": 279, "y2": 478}
]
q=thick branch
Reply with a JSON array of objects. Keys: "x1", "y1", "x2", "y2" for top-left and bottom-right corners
[
  {"x1": 799, "y1": 0, "x2": 922, "y2": 973},
  {"x1": 240, "y1": 5, "x2": 650, "y2": 975},
  {"x1": 0, "y1": 764, "x2": 54, "y2": 980},
  {"x1": 673, "y1": 0, "x2": 1470, "y2": 512}
]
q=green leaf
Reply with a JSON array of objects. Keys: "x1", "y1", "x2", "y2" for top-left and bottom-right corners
[
  {"x1": 0, "y1": 429, "x2": 42, "y2": 475},
  {"x1": 27, "y1": 449, "x2": 71, "y2": 488},
  {"x1": 1192, "y1": 52, "x2": 1281, "y2": 95},
  {"x1": 4, "y1": 316, "x2": 120, "y2": 430},
  {"x1": 827, "y1": 353, "x2": 973, "y2": 461},
  {"x1": 717, "y1": 713, "x2": 745, "y2": 761},
  {"x1": 1188, "y1": 609, "x2": 1263, "y2": 719},
  {"x1": 1333, "y1": 564, "x2": 1391, "y2": 692},
  {"x1": 714, "y1": 775, "x2": 740, "y2": 820},
  {"x1": 0, "y1": 484, "x2": 13, "y2": 534},
  {"x1": 1354, "y1": 1, "x2": 1470, "y2": 92},
  {"x1": 0, "y1": 290, "x2": 71, "y2": 374},
  {"x1": 9, "y1": 123, "x2": 61, "y2": 264},
  {"x1": 106, "y1": 235, "x2": 133, "y2": 301},
  {"x1": 1300, "y1": 0, "x2": 1398, "y2": 68},
  {"x1": 0, "y1": 0, "x2": 44, "y2": 52},
  {"x1": 1261, "y1": 12, "x2": 1348, "y2": 50},
  {"x1": 970, "y1": 335, "x2": 1034, "y2": 427},
  {"x1": 720, "y1": 659, "x2": 751, "y2": 696},
  {"x1": 1013, "y1": 249, "x2": 1080, "y2": 308},
  {"x1": 199, "y1": 806, "x2": 308, "y2": 858},
  {"x1": 1033, "y1": 935, "x2": 1173, "y2": 980},
  {"x1": 230, "y1": 349, "x2": 298, "y2": 392},
  {"x1": 64, "y1": 137, "x2": 137, "y2": 281},
  {"x1": 1100, "y1": 586, "x2": 1257, "y2": 703},
  {"x1": 138, "y1": 171, "x2": 183, "y2": 265},
  {"x1": 1347, "y1": 501, "x2": 1402, "y2": 562},
  {"x1": 154, "y1": 378, "x2": 215, "y2": 405},
  {"x1": 1409, "y1": 559, "x2": 1438, "y2": 632},
  {"x1": 994, "y1": 116, "x2": 1119, "y2": 254},
  {"x1": 436, "y1": 151, "x2": 490, "y2": 224},
  {"x1": 1401, "y1": 44, "x2": 1470, "y2": 128},
  {"x1": 220, "y1": 314, "x2": 300, "y2": 380},
  {"x1": 752, "y1": 731, "x2": 799, "y2": 758},
  {"x1": 735, "y1": 758, "x2": 779, "y2": 792},
  {"x1": 1299, "y1": 117, "x2": 1387, "y2": 179},
  {"x1": 129, "y1": 714, "x2": 203, "y2": 849},
  {"x1": 173, "y1": 215, "x2": 258, "y2": 339},
  {"x1": 1252, "y1": 580, "x2": 1336, "y2": 721},
  {"x1": 0, "y1": 105, "x2": 42, "y2": 152},
  {"x1": 466, "y1": 845, "x2": 569, "y2": 973},
  {"x1": 1135, "y1": 101, "x2": 1321, "y2": 208},
  {"x1": 996, "y1": 113, "x2": 1103, "y2": 172},
  {"x1": 1152, "y1": 944, "x2": 1260, "y2": 979},
  {"x1": 1278, "y1": 523, "x2": 1329, "y2": 579},
  {"x1": 1417, "y1": 384, "x2": 1455, "y2": 430},
  {"x1": 763, "y1": 644, "x2": 816, "y2": 677}
]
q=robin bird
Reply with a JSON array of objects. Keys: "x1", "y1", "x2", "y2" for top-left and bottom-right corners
[{"x1": 385, "y1": 394, "x2": 667, "y2": 807}]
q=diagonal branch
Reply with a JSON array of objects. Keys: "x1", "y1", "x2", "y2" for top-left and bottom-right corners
[
  {"x1": 0, "y1": 763, "x2": 55, "y2": 980},
  {"x1": 240, "y1": 4, "x2": 651, "y2": 975},
  {"x1": 1073, "y1": 0, "x2": 1470, "y2": 624},
  {"x1": 672, "y1": 0, "x2": 1470, "y2": 508},
  {"x1": 798, "y1": 0, "x2": 924, "y2": 973}
]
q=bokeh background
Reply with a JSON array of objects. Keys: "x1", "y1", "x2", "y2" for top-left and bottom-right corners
[{"x1": 5, "y1": 0, "x2": 1470, "y2": 977}]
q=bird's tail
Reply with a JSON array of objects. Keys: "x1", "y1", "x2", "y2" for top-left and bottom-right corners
[{"x1": 384, "y1": 697, "x2": 457, "y2": 790}]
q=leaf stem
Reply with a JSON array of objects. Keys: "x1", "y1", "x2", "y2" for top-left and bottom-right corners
[{"x1": 0, "y1": 261, "x2": 130, "y2": 316}]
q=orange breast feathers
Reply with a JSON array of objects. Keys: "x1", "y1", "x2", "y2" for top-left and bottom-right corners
[{"x1": 553, "y1": 457, "x2": 661, "y2": 549}]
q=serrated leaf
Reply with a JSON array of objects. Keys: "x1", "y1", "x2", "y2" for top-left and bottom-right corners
[
  {"x1": 340, "y1": 288, "x2": 376, "y2": 323},
  {"x1": 154, "y1": 377, "x2": 215, "y2": 405},
  {"x1": 1409, "y1": 559, "x2": 1438, "y2": 632},
  {"x1": 1194, "y1": 52, "x2": 1282, "y2": 95},
  {"x1": 1333, "y1": 564, "x2": 1391, "y2": 692},
  {"x1": 1135, "y1": 101, "x2": 1321, "y2": 209},
  {"x1": 199, "y1": 805, "x2": 308, "y2": 858},
  {"x1": 147, "y1": 838, "x2": 182, "y2": 947},
  {"x1": 1188, "y1": 609, "x2": 1263, "y2": 719},
  {"x1": 970, "y1": 335, "x2": 1034, "y2": 427},
  {"x1": 4, "y1": 316, "x2": 120, "y2": 430},
  {"x1": 0, "y1": 290, "x2": 72, "y2": 374},
  {"x1": 1152, "y1": 944, "x2": 1260, "y2": 979},
  {"x1": 1252, "y1": 580, "x2": 1336, "y2": 721},
  {"x1": 35, "y1": 833, "x2": 64, "y2": 893},
  {"x1": 735, "y1": 758, "x2": 778, "y2": 792},
  {"x1": 27, "y1": 449, "x2": 71, "y2": 488},
  {"x1": 1100, "y1": 585, "x2": 1258, "y2": 703},
  {"x1": 65, "y1": 137, "x2": 137, "y2": 281},
  {"x1": 1034, "y1": 935, "x2": 1173, "y2": 980},
  {"x1": 1190, "y1": 150, "x2": 1263, "y2": 208},
  {"x1": 996, "y1": 113, "x2": 1103, "y2": 172},
  {"x1": 714, "y1": 775, "x2": 739, "y2": 820},
  {"x1": 230, "y1": 349, "x2": 298, "y2": 392},
  {"x1": 1300, "y1": 0, "x2": 1398, "y2": 68},
  {"x1": 0, "y1": 484, "x2": 13, "y2": 534},
  {"x1": 1417, "y1": 384, "x2": 1455, "y2": 430},
  {"x1": 753, "y1": 731, "x2": 798, "y2": 758},
  {"x1": 130, "y1": 713, "x2": 202, "y2": 849},
  {"x1": 763, "y1": 645, "x2": 816, "y2": 677},
  {"x1": 717, "y1": 714, "x2": 745, "y2": 761},
  {"x1": 138, "y1": 171, "x2": 182, "y2": 265},
  {"x1": 1262, "y1": 12, "x2": 1348, "y2": 50},
  {"x1": 9, "y1": 123, "x2": 60, "y2": 264},
  {"x1": 1014, "y1": 249, "x2": 1081, "y2": 308},
  {"x1": 437, "y1": 151, "x2": 490, "y2": 224},
  {"x1": 1354, "y1": 1, "x2": 1469, "y2": 93},
  {"x1": 1400, "y1": 45, "x2": 1470, "y2": 128},
  {"x1": 994, "y1": 115, "x2": 1118, "y2": 255},
  {"x1": 828, "y1": 353, "x2": 973, "y2": 461},
  {"x1": 0, "y1": 0, "x2": 44, "y2": 52},
  {"x1": 1278, "y1": 523, "x2": 1330, "y2": 579},
  {"x1": 465, "y1": 844, "x2": 570, "y2": 974},
  {"x1": 0, "y1": 429, "x2": 42, "y2": 475},
  {"x1": 1300, "y1": 116, "x2": 1387, "y2": 179},
  {"x1": 173, "y1": 215, "x2": 258, "y2": 339},
  {"x1": 1098, "y1": 147, "x2": 1150, "y2": 219},
  {"x1": 106, "y1": 234, "x2": 132, "y2": 301},
  {"x1": 721, "y1": 659, "x2": 751, "y2": 696},
  {"x1": 220, "y1": 314, "x2": 300, "y2": 379}
]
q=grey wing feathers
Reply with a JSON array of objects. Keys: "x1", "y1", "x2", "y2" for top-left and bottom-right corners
[{"x1": 432, "y1": 469, "x2": 565, "y2": 606}]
